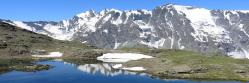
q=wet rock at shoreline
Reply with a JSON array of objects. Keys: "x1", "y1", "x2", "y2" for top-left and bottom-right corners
[{"x1": 11, "y1": 64, "x2": 51, "y2": 72}]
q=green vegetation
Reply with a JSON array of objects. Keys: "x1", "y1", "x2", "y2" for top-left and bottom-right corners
[
  {"x1": 122, "y1": 48, "x2": 249, "y2": 81},
  {"x1": 0, "y1": 22, "x2": 101, "y2": 74},
  {"x1": 0, "y1": 22, "x2": 97, "y2": 58}
]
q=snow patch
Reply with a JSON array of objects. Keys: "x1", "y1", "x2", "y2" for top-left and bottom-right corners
[
  {"x1": 110, "y1": 9, "x2": 123, "y2": 25},
  {"x1": 43, "y1": 24, "x2": 62, "y2": 34},
  {"x1": 43, "y1": 24, "x2": 73, "y2": 40},
  {"x1": 112, "y1": 64, "x2": 146, "y2": 71},
  {"x1": 76, "y1": 11, "x2": 100, "y2": 32},
  {"x1": 134, "y1": 20, "x2": 154, "y2": 30},
  {"x1": 180, "y1": 46, "x2": 185, "y2": 49},
  {"x1": 228, "y1": 48, "x2": 249, "y2": 59},
  {"x1": 239, "y1": 24, "x2": 249, "y2": 38},
  {"x1": 114, "y1": 40, "x2": 121, "y2": 49},
  {"x1": 129, "y1": 10, "x2": 141, "y2": 15},
  {"x1": 109, "y1": 9, "x2": 122, "y2": 13},
  {"x1": 62, "y1": 20, "x2": 70, "y2": 27},
  {"x1": 103, "y1": 29, "x2": 108, "y2": 33},
  {"x1": 238, "y1": 10, "x2": 249, "y2": 13},
  {"x1": 112, "y1": 64, "x2": 123, "y2": 69},
  {"x1": 77, "y1": 11, "x2": 95, "y2": 18},
  {"x1": 141, "y1": 9, "x2": 152, "y2": 15},
  {"x1": 122, "y1": 67, "x2": 146, "y2": 71},
  {"x1": 173, "y1": 5, "x2": 212, "y2": 24},
  {"x1": 32, "y1": 52, "x2": 63, "y2": 58},
  {"x1": 82, "y1": 41, "x2": 87, "y2": 43},
  {"x1": 173, "y1": 5, "x2": 230, "y2": 43},
  {"x1": 177, "y1": 38, "x2": 185, "y2": 49},
  {"x1": 13, "y1": 21, "x2": 33, "y2": 31},
  {"x1": 169, "y1": 37, "x2": 174, "y2": 49},
  {"x1": 228, "y1": 51, "x2": 246, "y2": 59},
  {"x1": 34, "y1": 23, "x2": 42, "y2": 26},
  {"x1": 97, "y1": 53, "x2": 154, "y2": 63}
]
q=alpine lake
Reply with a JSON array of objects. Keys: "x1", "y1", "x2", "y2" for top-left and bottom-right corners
[{"x1": 0, "y1": 58, "x2": 244, "y2": 83}]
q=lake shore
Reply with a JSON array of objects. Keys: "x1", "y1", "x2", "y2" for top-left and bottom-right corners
[{"x1": 1, "y1": 48, "x2": 249, "y2": 82}]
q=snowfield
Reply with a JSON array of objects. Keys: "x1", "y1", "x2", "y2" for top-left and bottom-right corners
[
  {"x1": 97, "y1": 53, "x2": 154, "y2": 63},
  {"x1": 32, "y1": 52, "x2": 63, "y2": 58},
  {"x1": 97, "y1": 53, "x2": 153, "y2": 71}
]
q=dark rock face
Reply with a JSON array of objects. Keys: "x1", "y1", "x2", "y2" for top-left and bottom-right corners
[
  {"x1": 2, "y1": 4, "x2": 249, "y2": 58},
  {"x1": 0, "y1": 40, "x2": 7, "y2": 49}
]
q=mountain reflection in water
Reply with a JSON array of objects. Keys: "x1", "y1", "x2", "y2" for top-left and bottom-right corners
[
  {"x1": 0, "y1": 60, "x2": 243, "y2": 83},
  {"x1": 76, "y1": 63, "x2": 147, "y2": 76}
]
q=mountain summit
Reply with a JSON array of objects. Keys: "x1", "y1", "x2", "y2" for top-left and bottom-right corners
[{"x1": 2, "y1": 4, "x2": 249, "y2": 58}]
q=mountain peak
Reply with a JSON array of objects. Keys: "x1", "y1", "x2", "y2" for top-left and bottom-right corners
[
  {"x1": 3, "y1": 3, "x2": 249, "y2": 59},
  {"x1": 160, "y1": 4, "x2": 199, "y2": 10},
  {"x1": 76, "y1": 10, "x2": 96, "y2": 18}
]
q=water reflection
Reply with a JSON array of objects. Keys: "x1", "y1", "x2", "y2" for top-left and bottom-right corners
[
  {"x1": 76, "y1": 63, "x2": 147, "y2": 76},
  {"x1": 0, "y1": 60, "x2": 243, "y2": 83},
  {"x1": 61, "y1": 60, "x2": 147, "y2": 77}
]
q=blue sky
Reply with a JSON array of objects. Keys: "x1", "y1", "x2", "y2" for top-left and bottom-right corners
[{"x1": 0, "y1": 0, "x2": 249, "y2": 21}]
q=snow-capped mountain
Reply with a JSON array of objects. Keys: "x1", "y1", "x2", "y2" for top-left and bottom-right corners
[{"x1": 2, "y1": 4, "x2": 249, "y2": 58}]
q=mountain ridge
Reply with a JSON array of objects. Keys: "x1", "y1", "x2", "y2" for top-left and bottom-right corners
[{"x1": 1, "y1": 4, "x2": 249, "y2": 58}]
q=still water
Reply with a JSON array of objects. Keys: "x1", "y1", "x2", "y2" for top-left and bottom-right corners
[{"x1": 0, "y1": 60, "x2": 244, "y2": 83}]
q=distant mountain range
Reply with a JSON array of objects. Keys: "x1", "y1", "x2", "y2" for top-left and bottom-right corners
[{"x1": 1, "y1": 4, "x2": 249, "y2": 58}]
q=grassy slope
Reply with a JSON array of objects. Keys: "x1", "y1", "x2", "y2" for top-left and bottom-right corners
[
  {"x1": 122, "y1": 48, "x2": 249, "y2": 81},
  {"x1": 0, "y1": 22, "x2": 96, "y2": 58},
  {"x1": 0, "y1": 22, "x2": 99, "y2": 74}
]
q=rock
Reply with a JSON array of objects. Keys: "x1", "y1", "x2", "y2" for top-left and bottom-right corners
[
  {"x1": 173, "y1": 65, "x2": 192, "y2": 74},
  {"x1": 235, "y1": 70, "x2": 246, "y2": 73},
  {"x1": 31, "y1": 50, "x2": 47, "y2": 55},
  {"x1": 0, "y1": 67, "x2": 10, "y2": 73},
  {"x1": 192, "y1": 66, "x2": 208, "y2": 73},
  {"x1": 0, "y1": 40, "x2": 7, "y2": 49},
  {"x1": 24, "y1": 64, "x2": 50, "y2": 72}
]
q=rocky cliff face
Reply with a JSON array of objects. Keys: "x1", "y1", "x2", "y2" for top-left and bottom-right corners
[{"x1": 2, "y1": 4, "x2": 249, "y2": 58}]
